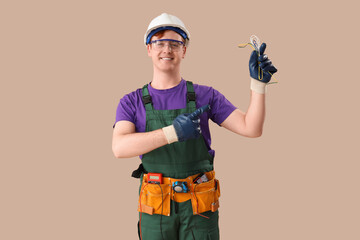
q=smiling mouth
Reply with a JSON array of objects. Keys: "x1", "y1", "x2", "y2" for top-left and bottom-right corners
[{"x1": 160, "y1": 57, "x2": 174, "y2": 61}]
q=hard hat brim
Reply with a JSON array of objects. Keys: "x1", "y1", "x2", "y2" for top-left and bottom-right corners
[{"x1": 145, "y1": 26, "x2": 188, "y2": 45}]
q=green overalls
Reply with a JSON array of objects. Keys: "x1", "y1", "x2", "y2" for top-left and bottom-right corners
[{"x1": 138, "y1": 81, "x2": 220, "y2": 240}]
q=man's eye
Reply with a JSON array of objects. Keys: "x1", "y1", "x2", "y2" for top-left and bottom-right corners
[{"x1": 156, "y1": 42, "x2": 165, "y2": 47}]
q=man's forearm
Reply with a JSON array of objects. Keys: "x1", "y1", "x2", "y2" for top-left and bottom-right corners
[
  {"x1": 244, "y1": 90, "x2": 265, "y2": 137},
  {"x1": 112, "y1": 129, "x2": 168, "y2": 158},
  {"x1": 112, "y1": 106, "x2": 209, "y2": 159}
]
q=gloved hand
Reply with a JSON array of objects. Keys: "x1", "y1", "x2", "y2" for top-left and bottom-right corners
[
  {"x1": 249, "y1": 43, "x2": 277, "y2": 83},
  {"x1": 162, "y1": 105, "x2": 210, "y2": 144}
]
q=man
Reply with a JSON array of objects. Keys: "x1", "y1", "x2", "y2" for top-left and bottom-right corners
[{"x1": 112, "y1": 13, "x2": 277, "y2": 240}]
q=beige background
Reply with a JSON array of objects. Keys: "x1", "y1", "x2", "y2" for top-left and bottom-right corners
[{"x1": 1, "y1": 0, "x2": 359, "y2": 239}]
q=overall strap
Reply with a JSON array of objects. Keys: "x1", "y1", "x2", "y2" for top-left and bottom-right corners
[
  {"x1": 141, "y1": 81, "x2": 196, "y2": 110},
  {"x1": 141, "y1": 84, "x2": 153, "y2": 111},
  {"x1": 186, "y1": 81, "x2": 196, "y2": 109}
]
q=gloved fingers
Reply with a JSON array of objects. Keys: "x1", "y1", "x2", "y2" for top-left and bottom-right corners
[
  {"x1": 259, "y1": 43, "x2": 266, "y2": 55},
  {"x1": 249, "y1": 50, "x2": 258, "y2": 67},
  {"x1": 268, "y1": 65, "x2": 278, "y2": 74},
  {"x1": 258, "y1": 49, "x2": 277, "y2": 74},
  {"x1": 259, "y1": 59, "x2": 271, "y2": 68},
  {"x1": 260, "y1": 61, "x2": 277, "y2": 73},
  {"x1": 192, "y1": 119, "x2": 201, "y2": 136},
  {"x1": 196, "y1": 126, "x2": 201, "y2": 135},
  {"x1": 258, "y1": 54, "x2": 268, "y2": 62},
  {"x1": 192, "y1": 118, "x2": 200, "y2": 124},
  {"x1": 262, "y1": 64, "x2": 275, "y2": 73},
  {"x1": 188, "y1": 104, "x2": 210, "y2": 120},
  {"x1": 259, "y1": 59, "x2": 273, "y2": 72}
]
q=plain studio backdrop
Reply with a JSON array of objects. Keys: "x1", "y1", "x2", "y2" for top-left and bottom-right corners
[{"x1": 1, "y1": 0, "x2": 359, "y2": 239}]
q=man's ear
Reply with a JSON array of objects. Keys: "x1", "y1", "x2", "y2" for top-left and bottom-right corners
[
  {"x1": 182, "y1": 46, "x2": 187, "y2": 59},
  {"x1": 147, "y1": 44, "x2": 151, "y2": 56}
]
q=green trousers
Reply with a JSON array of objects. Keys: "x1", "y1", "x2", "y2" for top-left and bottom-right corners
[{"x1": 139, "y1": 199, "x2": 219, "y2": 240}]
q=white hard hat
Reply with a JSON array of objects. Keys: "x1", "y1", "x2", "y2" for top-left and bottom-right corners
[{"x1": 144, "y1": 13, "x2": 190, "y2": 45}]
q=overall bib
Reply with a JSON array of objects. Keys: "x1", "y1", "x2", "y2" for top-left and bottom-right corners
[{"x1": 138, "y1": 81, "x2": 220, "y2": 240}]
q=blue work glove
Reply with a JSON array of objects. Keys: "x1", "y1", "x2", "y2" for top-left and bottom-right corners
[
  {"x1": 162, "y1": 105, "x2": 210, "y2": 144},
  {"x1": 173, "y1": 105, "x2": 210, "y2": 142},
  {"x1": 249, "y1": 43, "x2": 277, "y2": 83}
]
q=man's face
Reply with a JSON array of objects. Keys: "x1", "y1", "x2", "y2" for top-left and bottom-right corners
[{"x1": 147, "y1": 30, "x2": 186, "y2": 73}]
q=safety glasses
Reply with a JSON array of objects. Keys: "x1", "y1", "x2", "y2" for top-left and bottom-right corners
[{"x1": 150, "y1": 39, "x2": 185, "y2": 52}]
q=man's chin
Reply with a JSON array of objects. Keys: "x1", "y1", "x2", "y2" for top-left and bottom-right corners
[{"x1": 156, "y1": 65, "x2": 177, "y2": 72}]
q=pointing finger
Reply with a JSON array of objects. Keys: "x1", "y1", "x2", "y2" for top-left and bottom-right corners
[{"x1": 188, "y1": 104, "x2": 210, "y2": 120}]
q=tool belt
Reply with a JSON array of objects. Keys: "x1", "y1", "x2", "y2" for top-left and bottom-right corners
[{"x1": 138, "y1": 170, "x2": 220, "y2": 216}]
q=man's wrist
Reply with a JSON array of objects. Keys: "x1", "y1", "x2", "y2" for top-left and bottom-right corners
[
  {"x1": 162, "y1": 125, "x2": 178, "y2": 144},
  {"x1": 250, "y1": 78, "x2": 267, "y2": 94}
]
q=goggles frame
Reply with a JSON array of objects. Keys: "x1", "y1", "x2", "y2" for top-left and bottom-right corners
[{"x1": 149, "y1": 39, "x2": 185, "y2": 51}]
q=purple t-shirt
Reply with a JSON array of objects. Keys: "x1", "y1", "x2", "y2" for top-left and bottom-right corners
[{"x1": 114, "y1": 79, "x2": 237, "y2": 157}]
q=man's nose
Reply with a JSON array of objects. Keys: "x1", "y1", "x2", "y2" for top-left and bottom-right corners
[{"x1": 162, "y1": 44, "x2": 173, "y2": 52}]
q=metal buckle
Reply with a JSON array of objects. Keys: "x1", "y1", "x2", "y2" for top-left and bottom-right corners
[
  {"x1": 142, "y1": 95, "x2": 152, "y2": 105},
  {"x1": 187, "y1": 92, "x2": 196, "y2": 102}
]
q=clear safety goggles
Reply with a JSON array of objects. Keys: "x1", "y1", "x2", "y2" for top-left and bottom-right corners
[{"x1": 150, "y1": 39, "x2": 185, "y2": 52}]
